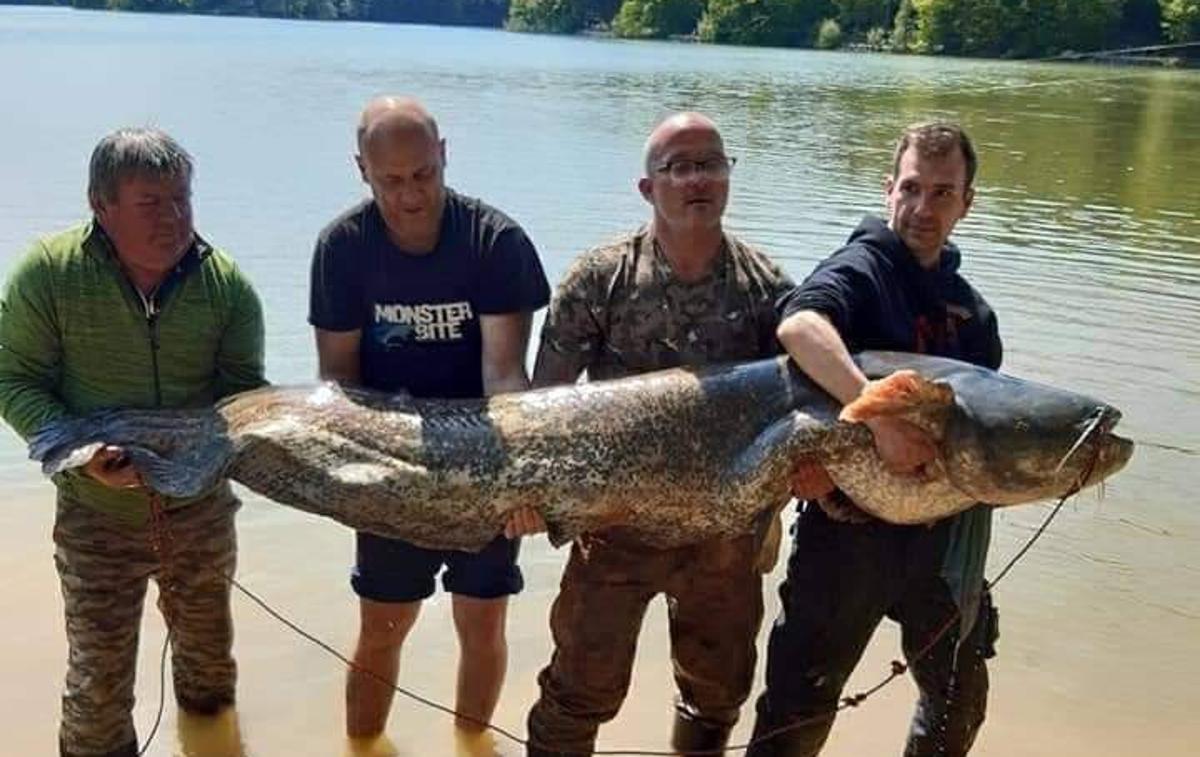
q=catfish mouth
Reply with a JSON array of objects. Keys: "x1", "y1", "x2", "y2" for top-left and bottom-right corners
[
  {"x1": 1087, "y1": 430, "x2": 1134, "y2": 486},
  {"x1": 1070, "y1": 408, "x2": 1134, "y2": 491}
]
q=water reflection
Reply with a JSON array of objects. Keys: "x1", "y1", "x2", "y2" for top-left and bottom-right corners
[{"x1": 176, "y1": 708, "x2": 246, "y2": 756}]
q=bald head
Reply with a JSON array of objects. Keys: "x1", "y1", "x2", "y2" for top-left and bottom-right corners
[
  {"x1": 353, "y1": 96, "x2": 448, "y2": 251},
  {"x1": 643, "y1": 112, "x2": 723, "y2": 175},
  {"x1": 356, "y1": 96, "x2": 441, "y2": 153}
]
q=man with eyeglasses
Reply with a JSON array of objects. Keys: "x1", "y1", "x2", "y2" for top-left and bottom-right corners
[
  {"x1": 525, "y1": 112, "x2": 795, "y2": 756},
  {"x1": 308, "y1": 96, "x2": 550, "y2": 746}
]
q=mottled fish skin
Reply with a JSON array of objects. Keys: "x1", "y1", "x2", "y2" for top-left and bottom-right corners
[{"x1": 27, "y1": 353, "x2": 1133, "y2": 551}]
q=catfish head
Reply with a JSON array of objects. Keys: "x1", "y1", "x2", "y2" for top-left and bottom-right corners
[{"x1": 834, "y1": 353, "x2": 1134, "y2": 522}]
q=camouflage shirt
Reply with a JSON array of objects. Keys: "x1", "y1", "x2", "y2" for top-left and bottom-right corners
[{"x1": 535, "y1": 227, "x2": 794, "y2": 382}]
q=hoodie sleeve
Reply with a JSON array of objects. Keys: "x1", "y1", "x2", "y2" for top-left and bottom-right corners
[{"x1": 777, "y1": 248, "x2": 879, "y2": 341}]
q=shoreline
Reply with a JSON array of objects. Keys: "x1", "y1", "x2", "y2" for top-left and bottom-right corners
[{"x1": 5, "y1": 5, "x2": 1197, "y2": 69}]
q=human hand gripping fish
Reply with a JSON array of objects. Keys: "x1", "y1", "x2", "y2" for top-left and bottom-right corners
[{"x1": 83, "y1": 444, "x2": 144, "y2": 489}]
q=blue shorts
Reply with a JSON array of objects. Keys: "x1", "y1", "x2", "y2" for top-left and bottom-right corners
[{"x1": 351, "y1": 532, "x2": 525, "y2": 603}]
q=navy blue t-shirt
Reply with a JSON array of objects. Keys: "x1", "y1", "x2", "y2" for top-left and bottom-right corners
[{"x1": 309, "y1": 191, "x2": 550, "y2": 398}]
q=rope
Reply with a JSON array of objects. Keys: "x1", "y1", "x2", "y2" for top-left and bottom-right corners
[{"x1": 138, "y1": 493, "x2": 175, "y2": 757}]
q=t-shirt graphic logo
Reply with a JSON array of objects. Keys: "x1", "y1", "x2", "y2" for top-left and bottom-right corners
[{"x1": 373, "y1": 301, "x2": 474, "y2": 345}]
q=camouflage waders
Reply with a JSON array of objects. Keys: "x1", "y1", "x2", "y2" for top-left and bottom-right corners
[
  {"x1": 528, "y1": 230, "x2": 795, "y2": 755},
  {"x1": 53, "y1": 491, "x2": 239, "y2": 757},
  {"x1": 526, "y1": 533, "x2": 764, "y2": 756}
]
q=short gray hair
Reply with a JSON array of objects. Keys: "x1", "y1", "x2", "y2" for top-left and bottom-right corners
[{"x1": 87, "y1": 127, "x2": 193, "y2": 206}]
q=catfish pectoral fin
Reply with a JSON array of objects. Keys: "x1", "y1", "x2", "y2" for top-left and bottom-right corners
[{"x1": 840, "y1": 370, "x2": 954, "y2": 423}]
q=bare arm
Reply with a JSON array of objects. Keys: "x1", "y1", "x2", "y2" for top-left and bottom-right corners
[
  {"x1": 480, "y1": 311, "x2": 546, "y2": 537},
  {"x1": 530, "y1": 341, "x2": 586, "y2": 389},
  {"x1": 776, "y1": 309, "x2": 869, "y2": 405},
  {"x1": 314, "y1": 328, "x2": 362, "y2": 385},
  {"x1": 479, "y1": 312, "x2": 534, "y2": 396},
  {"x1": 777, "y1": 309, "x2": 934, "y2": 475}
]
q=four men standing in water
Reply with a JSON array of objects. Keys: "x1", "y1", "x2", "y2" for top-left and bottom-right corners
[{"x1": 1, "y1": 97, "x2": 1001, "y2": 757}]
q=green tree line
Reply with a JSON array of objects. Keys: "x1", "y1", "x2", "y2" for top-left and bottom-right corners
[
  {"x1": 23, "y1": 0, "x2": 508, "y2": 25},
  {"x1": 7, "y1": 0, "x2": 1198, "y2": 53},
  {"x1": 512, "y1": 0, "x2": 1198, "y2": 54}
]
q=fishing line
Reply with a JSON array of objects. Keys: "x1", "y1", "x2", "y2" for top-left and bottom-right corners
[
  {"x1": 140, "y1": 424, "x2": 1106, "y2": 756},
  {"x1": 1133, "y1": 439, "x2": 1196, "y2": 456},
  {"x1": 137, "y1": 493, "x2": 180, "y2": 757},
  {"x1": 138, "y1": 633, "x2": 171, "y2": 757}
]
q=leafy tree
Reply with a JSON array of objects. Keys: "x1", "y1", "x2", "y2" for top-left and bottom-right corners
[
  {"x1": 891, "y1": 0, "x2": 917, "y2": 50},
  {"x1": 1118, "y1": 0, "x2": 1161, "y2": 45},
  {"x1": 1161, "y1": 0, "x2": 1200, "y2": 42},
  {"x1": 254, "y1": 0, "x2": 287, "y2": 15},
  {"x1": 864, "y1": 23, "x2": 889, "y2": 48},
  {"x1": 815, "y1": 15, "x2": 842, "y2": 45},
  {"x1": 612, "y1": 0, "x2": 704, "y2": 38},
  {"x1": 508, "y1": 0, "x2": 589, "y2": 31},
  {"x1": 367, "y1": 0, "x2": 506, "y2": 25},
  {"x1": 910, "y1": 0, "x2": 962, "y2": 53},
  {"x1": 698, "y1": 0, "x2": 834, "y2": 46},
  {"x1": 909, "y1": 0, "x2": 1124, "y2": 57},
  {"x1": 588, "y1": 0, "x2": 625, "y2": 24},
  {"x1": 832, "y1": 0, "x2": 895, "y2": 35}
]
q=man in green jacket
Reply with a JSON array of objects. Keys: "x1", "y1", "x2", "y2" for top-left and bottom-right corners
[{"x1": 0, "y1": 128, "x2": 266, "y2": 757}]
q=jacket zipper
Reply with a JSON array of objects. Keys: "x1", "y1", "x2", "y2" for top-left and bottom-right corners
[
  {"x1": 134, "y1": 287, "x2": 164, "y2": 407},
  {"x1": 146, "y1": 295, "x2": 162, "y2": 407}
]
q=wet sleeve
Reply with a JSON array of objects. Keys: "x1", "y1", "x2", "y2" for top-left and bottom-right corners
[
  {"x1": 475, "y1": 226, "x2": 551, "y2": 315},
  {"x1": 215, "y1": 267, "x2": 267, "y2": 399},
  {"x1": 0, "y1": 243, "x2": 70, "y2": 440},
  {"x1": 777, "y1": 253, "x2": 877, "y2": 339},
  {"x1": 532, "y1": 254, "x2": 604, "y2": 385},
  {"x1": 308, "y1": 232, "x2": 364, "y2": 332}
]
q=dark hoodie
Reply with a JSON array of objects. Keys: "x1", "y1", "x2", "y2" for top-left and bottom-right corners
[
  {"x1": 779, "y1": 215, "x2": 1001, "y2": 369},
  {"x1": 778, "y1": 215, "x2": 1003, "y2": 629}
]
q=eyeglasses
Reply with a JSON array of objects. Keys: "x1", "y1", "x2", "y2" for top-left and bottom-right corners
[{"x1": 654, "y1": 156, "x2": 737, "y2": 183}]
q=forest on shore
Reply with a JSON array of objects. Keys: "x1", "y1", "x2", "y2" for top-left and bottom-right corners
[{"x1": 4, "y1": 0, "x2": 1198, "y2": 59}]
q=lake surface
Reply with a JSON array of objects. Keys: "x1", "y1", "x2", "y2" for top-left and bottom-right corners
[{"x1": 0, "y1": 7, "x2": 1197, "y2": 756}]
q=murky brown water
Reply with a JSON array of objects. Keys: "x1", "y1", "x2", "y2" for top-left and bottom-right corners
[{"x1": 1, "y1": 7, "x2": 1197, "y2": 755}]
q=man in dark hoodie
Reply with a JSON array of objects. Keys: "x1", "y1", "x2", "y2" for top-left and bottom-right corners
[{"x1": 746, "y1": 123, "x2": 1002, "y2": 757}]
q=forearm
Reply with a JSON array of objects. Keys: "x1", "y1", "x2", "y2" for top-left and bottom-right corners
[
  {"x1": 530, "y1": 343, "x2": 584, "y2": 389},
  {"x1": 318, "y1": 360, "x2": 360, "y2": 386},
  {"x1": 776, "y1": 310, "x2": 868, "y2": 406},
  {"x1": 314, "y1": 328, "x2": 362, "y2": 386},
  {"x1": 480, "y1": 312, "x2": 534, "y2": 396},
  {"x1": 482, "y1": 361, "x2": 530, "y2": 396}
]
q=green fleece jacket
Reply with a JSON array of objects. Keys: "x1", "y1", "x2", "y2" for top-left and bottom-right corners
[{"x1": 0, "y1": 221, "x2": 266, "y2": 523}]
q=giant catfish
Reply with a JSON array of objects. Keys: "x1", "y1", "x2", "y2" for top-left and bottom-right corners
[{"x1": 28, "y1": 352, "x2": 1134, "y2": 550}]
